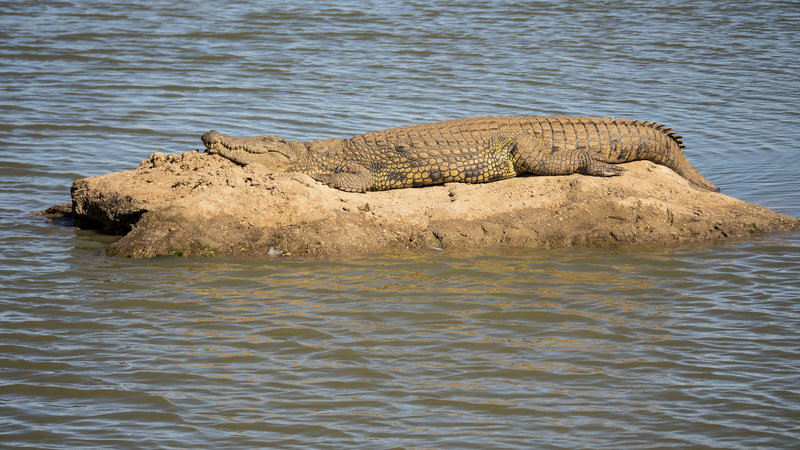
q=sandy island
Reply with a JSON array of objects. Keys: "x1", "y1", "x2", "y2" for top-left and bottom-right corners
[{"x1": 42, "y1": 150, "x2": 799, "y2": 257}]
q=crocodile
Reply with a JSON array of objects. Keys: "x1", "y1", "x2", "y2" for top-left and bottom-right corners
[{"x1": 202, "y1": 115, "x2": 717, "y2": 192}]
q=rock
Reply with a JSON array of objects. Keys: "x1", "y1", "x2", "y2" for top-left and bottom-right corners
[{"x1": 61, "y1": 150, "x2": 799, "y2": 257}]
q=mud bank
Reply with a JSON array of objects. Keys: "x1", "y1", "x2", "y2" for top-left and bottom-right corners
[{"x1": 54, "y1": 151, "x2": 799, "y2": 257}]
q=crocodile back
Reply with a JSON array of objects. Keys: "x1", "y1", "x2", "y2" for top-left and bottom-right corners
[
  {"x1": 352, "y1": 115, "x2": 686, "y2": 160},
  {"x1": 348, "y1": 115, "x2": 713, "y2": 191}
]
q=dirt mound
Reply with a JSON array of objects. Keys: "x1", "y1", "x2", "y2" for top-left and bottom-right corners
[{"x1": 59, "y1": 150, "x2": 799, "y2": 257}]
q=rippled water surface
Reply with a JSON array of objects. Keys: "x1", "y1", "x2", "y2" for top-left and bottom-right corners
[{"x1": 1, "y1": 1, "x2": 799, "y2": 448}]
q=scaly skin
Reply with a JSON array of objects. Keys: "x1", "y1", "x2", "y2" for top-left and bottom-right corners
[{"x1": 202, "y1": 115, "x2": 717, "y2": 192}]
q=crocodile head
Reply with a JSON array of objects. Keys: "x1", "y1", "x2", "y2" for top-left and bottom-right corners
[{"x1": 202, "y1": 130, "x2": 298, "y2": 171}]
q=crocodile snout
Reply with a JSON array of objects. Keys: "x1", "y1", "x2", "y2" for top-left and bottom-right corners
[{"x1": 201, "y1": 130, "x2": 223, "y2": 149}]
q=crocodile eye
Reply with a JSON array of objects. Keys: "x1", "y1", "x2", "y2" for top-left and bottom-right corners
[{"x1": 261, "y1": 136, "x2": 287, "y2": 144}]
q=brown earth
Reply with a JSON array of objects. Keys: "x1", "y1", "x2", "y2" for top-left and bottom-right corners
[{"x1": 52, "y1": 150, "x2": 799, "y2": 257}]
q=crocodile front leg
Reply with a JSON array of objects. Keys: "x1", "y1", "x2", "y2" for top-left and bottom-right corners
[
  {"x1": 511, "y1": 133, "x2": 626, "y2": 177},
  {"x1": 306, "y1": 163, "x2": 374, "y2": 193}
]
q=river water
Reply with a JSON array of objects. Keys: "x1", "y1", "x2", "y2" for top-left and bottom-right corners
[{"x1": 1, "y1": 1, "x2": 799, "y2": 448}]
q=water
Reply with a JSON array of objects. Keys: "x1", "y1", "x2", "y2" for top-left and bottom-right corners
[{"x1": 1, "y1": 0, "x2": 799, "y2": 447}]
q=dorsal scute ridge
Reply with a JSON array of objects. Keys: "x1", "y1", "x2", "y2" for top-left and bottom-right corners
[
  {"x1": 628, "y1": 118, "x2": 686, "y2": 150},
  {"x1": 579, "y1": 116, "x2": 686, "y2": 150},
  {"x1": 361, "y1": 115, "x2": 687, "y2": 150}
]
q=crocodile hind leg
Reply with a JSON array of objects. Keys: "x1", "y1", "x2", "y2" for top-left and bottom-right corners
[
  {"x1": 307, "y1": 163, "x2": 374, "y2": 193},
  {"x1": 511, "y1": 133, "x2": 626, "y2": 177},
  {"x1": 536, "y1": 151, "x2": 626, "y2": 177}
]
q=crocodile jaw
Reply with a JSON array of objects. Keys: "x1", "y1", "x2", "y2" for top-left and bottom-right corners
[{"x1": 201, "y1": 130, "x2": 295, "y2": 171}]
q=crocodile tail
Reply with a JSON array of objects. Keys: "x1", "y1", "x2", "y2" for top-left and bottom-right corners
[
  {"x1": 635, "y1": 119, "x2": 717, "y2": 192},
  {"x1": 597, "y1": 118, "x2": 717, "y2": 192},
  {"x1": 522, "y1": 116, "x2": 716, "y2": 191}
]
